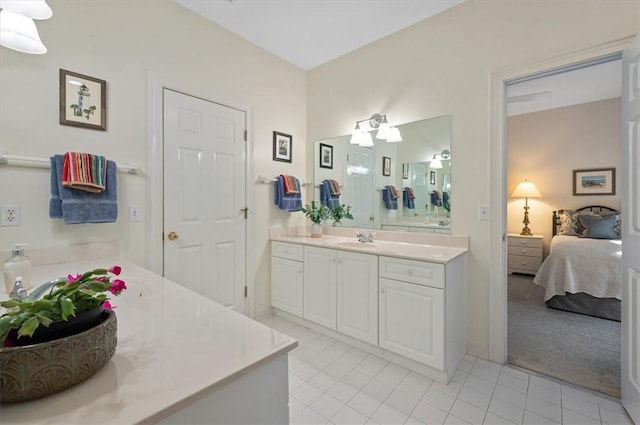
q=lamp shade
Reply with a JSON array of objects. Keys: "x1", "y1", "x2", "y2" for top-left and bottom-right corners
[
  {"x1": 386, "y1": 126, "x2": 403, "y2": 143},
  {"x1": 0, "y1": 0, "x2": 53, "y2": 20},
  {"x1": 0, "y1": 10, "x2": 47, "y2": 54},
  {"x1": 359, "y1": 131, "x2": 374, "y2": 147},
  {"x1": 511, "y1": 180, "x2": 542, "y2": 198}
]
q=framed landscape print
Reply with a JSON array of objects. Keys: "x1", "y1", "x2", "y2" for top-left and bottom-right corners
[
  {"x1": 319, "y1": 143, "x2": 333, "y2": 169},
  {"x1": 59, "y1": 69, "x2": 107, "y2": 131},
  {"x1": 273, "y1": 131, "x2": 292, "y2": 163},
  {"x1": 573, "y1": 168, "x2": 615, "y2": 195}
]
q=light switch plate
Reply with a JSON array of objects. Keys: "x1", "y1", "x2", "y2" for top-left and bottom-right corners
[
  {"x1": 128, "y1": 205, "x2": 142, "y2": 222},
  {"x1": 478, "y1": 205, "x2": 489, "y2": 221}
]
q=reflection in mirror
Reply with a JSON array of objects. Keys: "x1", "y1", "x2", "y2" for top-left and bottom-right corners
[{"x1": 313, "y1": 115, "x2": 451, "y2": 234}]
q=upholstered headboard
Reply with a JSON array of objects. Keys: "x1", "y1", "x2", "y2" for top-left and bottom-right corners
[{"x1": 552, "y1": 205, "x2": 620, "y2": 236}]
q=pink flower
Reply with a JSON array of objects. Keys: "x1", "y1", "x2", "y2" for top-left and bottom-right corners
[
  {"x1": 103, "y1": 301, "x2": 113, "y2": 310},
  {"x1": 109, "y1": 265, "x2": 122, "y2": 276},
  {"x1": 67, "y1": 273, "x2": 82, "y2": 283},
  {"x1": 96, "y1": 276, "x2": 105, "y2": 282},
  {"x1": 108, "y1": 279, "x2": 127, "y2": 295}
]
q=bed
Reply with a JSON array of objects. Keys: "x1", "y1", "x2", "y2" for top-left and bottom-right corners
[{"x1": 533, "y1": 205, "x2": 621, "y2": 321}]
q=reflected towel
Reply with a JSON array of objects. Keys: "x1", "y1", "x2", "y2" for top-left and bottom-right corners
[
  {"x1": 320, "y1": 180, "x2": 340, "y2": 208},
  {"x1": 403, "y1": 187, "x2": 415, "y2": 209},
  {"x1": 50, "y1": 155, "x2": 118, "y2": 224}
]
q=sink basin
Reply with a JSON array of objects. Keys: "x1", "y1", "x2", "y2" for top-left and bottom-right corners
[{"x1": 333, "y1": 241, "x2": 378, "y2": 250}]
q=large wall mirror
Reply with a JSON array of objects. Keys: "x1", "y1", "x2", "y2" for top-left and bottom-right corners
[{"x1": 313, "y1": 115, "x2": 452, "y2": 234}]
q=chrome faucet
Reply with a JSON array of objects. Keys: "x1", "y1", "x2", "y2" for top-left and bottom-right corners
[
  {"x1": 9, "y1": 278, "x2": 28, "y2": 300},
  {"x1": 355, "y1": 231, "x2": 376, "y2": 243}
]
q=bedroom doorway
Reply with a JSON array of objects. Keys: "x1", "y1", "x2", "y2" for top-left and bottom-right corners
[{"x1": 504, "y1": 55, "x2": 624, "y2": 397}]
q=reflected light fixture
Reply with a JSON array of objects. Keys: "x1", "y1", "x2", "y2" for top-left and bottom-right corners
[
  {"x1": 511, "y1": 179, "x2": 542, "y2": 236},
  {"x1": 349, "y1": 113, "x2": 402, "y2": 146},
  {"x1": 430, "y1": 149, "x2": 451, "y2": 169},
  {"x1": 0, "y1": 0, "x2": 52, "y2": 55}
]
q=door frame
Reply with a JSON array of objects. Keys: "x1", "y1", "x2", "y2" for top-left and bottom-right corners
[
  {"x1": 488, "y1": 36, "x2": 635, "y2": 363},
  {"x1": 147, "y1": 73, "x2": 256, "y2": 317}
]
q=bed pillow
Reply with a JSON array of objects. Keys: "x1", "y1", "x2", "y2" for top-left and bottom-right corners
[
  {"x1": 557, "y1": 210, "x2": 578, "y2": 235},
  {"x1": 578, "y1": 214, "x2": 619, "y2": 239}
]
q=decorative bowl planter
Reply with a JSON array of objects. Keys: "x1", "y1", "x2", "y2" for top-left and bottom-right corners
[{"x1": 0, "y1": 310, "x2": 117, "y2": 403}]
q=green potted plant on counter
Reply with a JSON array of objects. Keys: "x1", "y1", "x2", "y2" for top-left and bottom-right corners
[
  {"x1": 300, "y1": 200, "x2": 330, "y2": 238},
  {"x1": 330, "y1": 204, "x2": 353, "y2": 226}
]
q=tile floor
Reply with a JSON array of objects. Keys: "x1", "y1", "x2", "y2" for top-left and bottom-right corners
[{"x1": 260, "y1": 315, "x2": 634, "y2": 425}]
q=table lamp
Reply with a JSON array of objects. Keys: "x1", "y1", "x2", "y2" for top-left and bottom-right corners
[{"x1": 511, "y1": 179, "x2": 542, "y2": 236}]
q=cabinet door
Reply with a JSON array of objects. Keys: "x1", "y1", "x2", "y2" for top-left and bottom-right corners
[
  {"x1": 337, "y1": 251, "x2": 378, "y2": 345},
  {"x1": 304, "y1": 247, "x2": 337, "y2": 329},
  {"x1": 379, "y1": 277, "x2": 444, "y2": 369},
  {"x1": 271, "y1": 257, "x2": 304, "y2": 317}
]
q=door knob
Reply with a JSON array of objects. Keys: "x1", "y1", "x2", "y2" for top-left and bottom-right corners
[{"x1": 167, "y1": 231, "x2": 179, "y2": 241}]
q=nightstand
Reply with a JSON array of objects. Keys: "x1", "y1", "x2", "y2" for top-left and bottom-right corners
[{"x1": 507, "y1": 233, "x2": 543, "y2": 275}]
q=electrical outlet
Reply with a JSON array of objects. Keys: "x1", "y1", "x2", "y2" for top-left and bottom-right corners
[
  {"x1": 1, "y1": 205, "x2": 21, "y2": 226},
  {"x1": 128, "y1": 205, "x2": 141, "y2": 222}
]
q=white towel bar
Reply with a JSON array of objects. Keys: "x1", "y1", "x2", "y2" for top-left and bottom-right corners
[
  {"x1": 0, "y1": 152, "x2": 140, "y2": 174},
  {"x1": 257, "y1": 175, "x2": 310, "y2": 185}
]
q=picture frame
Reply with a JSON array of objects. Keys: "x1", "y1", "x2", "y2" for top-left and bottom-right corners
[
  {"x1": 382, "y1": 156, "x2": 391, "y2": 176},
  {"x1": 573, "y1": 168, "x2": 615, "y2": 196},
  {"x1": 273, "y1": 131, "x2": 292, "y2": 163},
  {"x1": 430, "y1": 171, "x2": 436, "y2": 185},
  {"x1": 319, "y1": 143, "x2": 333, "y2": 169},
  {"x1": 402, "y1": 163, "x2": 409, "y2": 179},
  {"x1": 59, "y1": 69, "x2": 107, "y2": 131}
]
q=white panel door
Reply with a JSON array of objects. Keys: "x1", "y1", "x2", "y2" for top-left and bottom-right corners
[
  {"x1": 379, "y1": 277, "x2": 444, "y2": 369},
  {"x1": 271, "y1": 257, "x2": 304, "y2": 317},
  {"x1": 622, "y1": 33, "x2": 640, "y2": 424},
  {"x1": 337, "y1": 251, "x2": 378, "y2": 345},
  {"x1": 346, "y1": 144, "x2": 374, "y2": 228},
  {"x1": 163, "y1": 89, "x2": 246, "y2": 313},
  {"x1": 303, "y1": 247, "x2": 337, "y2": 329}
]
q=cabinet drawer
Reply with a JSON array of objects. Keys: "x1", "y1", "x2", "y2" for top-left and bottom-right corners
[
  {"x1": 271, "y1": 241, "x2": 303, "y2": 261},
  {"x1": 508, "y1": 254, "x2": 542, "y2": 272},
  {"x1": 508, "y1": 246, "x2": 542, "y2": 258},
  {"x1": 379, "y1": 256, "x2": 444, "y2": 289},
  {"x1": 508, "y1": 236, "x2": 542, "y2": 249}
]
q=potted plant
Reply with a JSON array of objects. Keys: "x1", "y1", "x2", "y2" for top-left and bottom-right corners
[
  {"x1": 300, "y1": 200, "x2": 330, "y2": 237},
  {"x1": 330, "y1": 204, "x2": 353, "y2": 226}
]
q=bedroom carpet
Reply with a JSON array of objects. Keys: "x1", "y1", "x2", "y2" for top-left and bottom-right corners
[{"x1": 507, "y1": 273, "x2": 621, "y2": 398}]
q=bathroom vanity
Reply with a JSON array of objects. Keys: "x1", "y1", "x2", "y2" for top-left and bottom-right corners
[
  {"x1": 1, "y1": 260, "x2": 296, "y2": 425},
  {"x1": 270, "y1": 227, "x2": 468, "y2": 383}
]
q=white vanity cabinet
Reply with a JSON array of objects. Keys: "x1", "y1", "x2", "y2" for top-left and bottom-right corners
[
  {"x1": 303, "y1": 246, "x2": 378, "y2": 344},
  {"x1": 270, "y1": 242, "x2": 304, "y2": 316},
  {"x1": 379, "y1": 256, "x2": 464, "y2": 379}
]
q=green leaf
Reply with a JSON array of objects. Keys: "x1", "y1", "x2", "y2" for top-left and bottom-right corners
[
  {"x1": 0, "y1": 300, "x2": 20, "y2": 308},
  {"x1": 18, "y1": 316, "x2": 40, "y2": 337},
  {"x1": 36, "y1": 312, "x2": 54, "y2": 328},
  {"x1": 61, "y1": 297, "x2": 75, "y2": 320}
]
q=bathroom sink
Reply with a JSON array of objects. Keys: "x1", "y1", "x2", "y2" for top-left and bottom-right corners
[{"x1": 333, "y1": 241, "x2": 378, "y2": 250}]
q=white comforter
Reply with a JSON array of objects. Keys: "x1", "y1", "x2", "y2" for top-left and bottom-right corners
[{"x1": 533, "y1": 235, "x2": 622, "y2": 300}]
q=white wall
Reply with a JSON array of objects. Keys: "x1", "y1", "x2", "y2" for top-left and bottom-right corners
[
  {"x1": 307, "y1": 0, "x2": 638, "y2": 357},
  {"x1": 0, "y1": 0, "x2": 307, "y2": 316},
  {"x1": 507, "y1": 98, "x2": 622, "y2": 255}
]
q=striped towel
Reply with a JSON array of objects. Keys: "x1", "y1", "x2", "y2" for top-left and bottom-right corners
[
  {"x1": 281, "y1": 174, "x2": 300, "y2": 194},
  {"x1": 389, "y1": 185, "x2": 400, "y2": 200},
  {"x1": 329, "y1": 179, "x2": 341, "y2": 196},
  {"x1": 403, "y1": 187, "x2": 415, "y2": 209},
  {"x1": 61, "y1": 152, "x2": 107, "y2": 193}
]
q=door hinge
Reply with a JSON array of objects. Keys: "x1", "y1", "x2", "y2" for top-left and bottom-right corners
[
  {"x1": 244, "y1": 286, "x2": 248, "y2": 298},
  {"x1": 243, "y1": 130, "x2": 247, "y2": 141}
]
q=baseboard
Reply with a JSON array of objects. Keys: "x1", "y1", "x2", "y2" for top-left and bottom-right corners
[{"x1": 254, "y1": 306, "x2": 274, "y2": 322}]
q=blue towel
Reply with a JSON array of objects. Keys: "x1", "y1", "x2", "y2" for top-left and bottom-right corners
[
  {"x1": 403, "y1": 188, "x2": 415, "y2": 209},
  {"x1": 430, "y1": 191, "x2": 443, "y2": 207},
  {"x1": 274, "y1": 175, "x2": 302, "y2": 211},
  {"x1": 50, "y1": 155, "x2": 118, "y2": 224},
  {"x1": 320, "y1": 180, "x2": 340, "y2": 208},
  {"x1": 382, "y1": 186, "x2": 398, "y2": 210}
]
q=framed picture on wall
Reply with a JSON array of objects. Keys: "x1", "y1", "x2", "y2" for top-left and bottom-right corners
[
  {"x1": 59, "y1": 69, "x2": 107, "y2": 131},
  {"x1": 273, "y1": 131, "x2": 292, "y2": 163},
  {"x1": 382, "y1": 156, "x2": 391, "y2": 176},
  {"x1": 402, "y1": 163, "x2": 409, "y2": 179},
  {"x1": 573, "y1": 168, "x2": 615, "y2": 195},
  {"x1": 430, "y1": 171, "x2": 436, "y2": 185},
  {"x1": 319, "y1": 143, "x2": 333, "y2": 169}
]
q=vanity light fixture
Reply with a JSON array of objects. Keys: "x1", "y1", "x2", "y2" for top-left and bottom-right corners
[
  {"x1": 349, "y1": 113, "x2": 403, "y2": 146},
  {"x1": 0, "y1": 0, "x2": 52, "y2": 55},
  {"x1": 430, "y1": 149, "x2": 451, "y2": 169}
]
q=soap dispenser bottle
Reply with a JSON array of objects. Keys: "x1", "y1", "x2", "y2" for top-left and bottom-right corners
[{"x1": 3, "y1": 244, "x2": 32, "y2": 293}]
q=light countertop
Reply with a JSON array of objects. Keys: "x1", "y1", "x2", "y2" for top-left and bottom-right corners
[
  {"x1": 270, "y1": 234, "x2": 467, "y2": 264},
  {"x1": 0, "y1": 260, "x2": 297, "y2": 424}
]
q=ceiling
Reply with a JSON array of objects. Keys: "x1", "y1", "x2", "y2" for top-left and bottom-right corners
[
  {"x1": 175, "y1": 0, "x2": 466, "y2": 70},
  {"x1": 175, "y1": 0, "x2": 621, "y2": 116}
]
